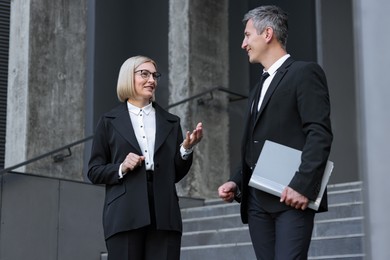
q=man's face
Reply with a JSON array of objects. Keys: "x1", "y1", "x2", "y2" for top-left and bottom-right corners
[{"x1": 241, "y1": 19, "x2": 266, "y2": 64}]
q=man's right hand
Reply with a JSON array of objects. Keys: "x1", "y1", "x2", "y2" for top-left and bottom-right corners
[{"x1": 218, "y1": 181, "x2": 237, "y2": 203}]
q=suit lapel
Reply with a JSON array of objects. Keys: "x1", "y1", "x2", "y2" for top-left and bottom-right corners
[
  {"x1": 154, "y1": 103, "x2": 175, "y2": 153},
  {"x1": 255, "y1": 58, "x2": 294, "y2": 124},
  {"x1": 241, "y1": 86, "x2": 258, "y2": 150},
  {"x1": 109, "y1": 102, "x2": 177, "y2": 155},
  {"x1": 110, "y1": 103, "x2": 142, "y2": 154},
  {"x1": 249, "y1": 82, "x2": 262, "y2": 114}
]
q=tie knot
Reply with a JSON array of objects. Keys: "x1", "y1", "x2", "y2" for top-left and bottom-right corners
[{"x1": 260, "y1": 72, "x2": 269, "y2": 86}]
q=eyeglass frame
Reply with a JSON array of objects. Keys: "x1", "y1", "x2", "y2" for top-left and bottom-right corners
[{"x1": 134, "y1": 70, "x2": 162, "y2": 81}]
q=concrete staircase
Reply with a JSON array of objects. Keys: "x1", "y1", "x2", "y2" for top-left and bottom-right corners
[{"x1": 180, "y1": 181, "x2": 364, "y2": 260}]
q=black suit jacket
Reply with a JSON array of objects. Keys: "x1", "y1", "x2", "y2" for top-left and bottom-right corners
[
  {"x1": 231, "y1": 57, "x2": 333, "y2": 223},
  {"x1": 88, "y1": 102, "x2": 192, "y2": 239}
]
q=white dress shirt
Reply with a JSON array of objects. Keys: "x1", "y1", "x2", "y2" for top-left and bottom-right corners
[
  {"x1": 128, "y1": 102, "x2": 156, "y2": 171},
  {"x1": 257, "y1": 54, "x2": 291, "y2": 110},
  {"x1": 119, "y1": 102, "x2": 192, "y2": 178}
]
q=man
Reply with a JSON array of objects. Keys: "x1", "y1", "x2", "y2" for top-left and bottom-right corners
[{"x1": 218, "y1": 5, "x2": 333, "y2": 260}]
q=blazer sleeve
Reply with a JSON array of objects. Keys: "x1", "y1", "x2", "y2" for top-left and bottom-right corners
[
  {"x1": 173, "y1": 120, "x2": 193, "y2": 183},
  {"x1": 288, "y1": 63, "x2": 333, "y2": 200},
  {"x1": 87, "y1": 116, "x2": 122, "y2": 185},
  {"x1": 229, "y1": 164, "x2": 243, "y2": 186}
]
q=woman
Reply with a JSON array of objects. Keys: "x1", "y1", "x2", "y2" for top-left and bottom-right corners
[{"x1": 88, "y1": 55, "x2": 203, "y2": 260}]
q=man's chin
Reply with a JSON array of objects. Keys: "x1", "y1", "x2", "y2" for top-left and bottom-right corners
[{"x1": 248, "y1": 57, "x2": 256, "y2": 64}]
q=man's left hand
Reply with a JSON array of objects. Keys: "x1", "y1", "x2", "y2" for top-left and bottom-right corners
[{"x1": 280, "y1": 186, "x2": 309, "y2": 210}]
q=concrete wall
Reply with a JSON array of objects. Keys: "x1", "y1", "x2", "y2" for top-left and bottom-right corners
[
  {"x1": 6, "y1": 0, "x2": 362, "y2": 191},
  {"x1": 89, "y1": 0, "x2": 170, "y2": 127},
  {"x1": 353, "y1": 0, "x2": 390, "y2": 259},
  {"x1": 4, "y1": 0, "x2": 390, "y2": 258},
  {"x1": 169, "y1": 0, "x2": 230, "y2": 198},
  {"x1": 84, "y1": 0, "x2": 170, "y2": 180},
  {"x1": 0, "y1": 173, "x2": 106, "y2": 260},
  {"x1": 5, "y1": 0, "x2": 30, "y2": 172},
  {"x1": 0, "y1": 0, "x2": 10, "y2": 169},
  {"x1": 317, "y1": 0, "x2": 359, "y2": 183},
  {"x1": 6, "y1": 0, "x2": 87, "y2": 181}
]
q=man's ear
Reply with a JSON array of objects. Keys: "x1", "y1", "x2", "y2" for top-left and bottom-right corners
[{"x1": 264, "y1": 27, "x2": 273, "y2": 42}]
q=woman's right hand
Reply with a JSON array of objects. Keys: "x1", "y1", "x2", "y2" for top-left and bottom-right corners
[{"x1": 121, "y1": 153, "x2": 145, "y2": 172}]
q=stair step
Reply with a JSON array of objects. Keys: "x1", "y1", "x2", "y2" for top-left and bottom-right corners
[
  {"x1": 327, "y1": 188, "x2": 362, "y2": 205},
  {"x1": 308, "y1": 253, "x2": 365, "y2": 260},
  {"x1": 313, "y1": 217, "x2": 364, "y2": 237},
  {"x1": 184, "y1": 215, "x2": 363, "y2": 243},
  {"x1": 182, "y1": 183, "x2": 363, "y2": 219},
  {"x1": 181, "y1": 202, "x2": 240, "y2": 219},
  {"x1": 183, "y1": 213, "x2": 244, "y2": 232},
  {"x1": 310, "y1": 234, "x2": 364, "y2": 256},
  {"x1": 315, "y1": 202, "x2": 363, "y2": 220},
  {"x1": 327, "y1": 181, "x2": 362, "y2": 192},
  {"x1": 180, "y1": 242, "x2": 256, "y2": 260},
  {"x1": 181, "y1": 234, "x2": 364, "y2": 259},
  {"x1": 182, "y1": 227, "x2": 250, "y2": 247},
  {"x1": 183, "y1": 201, "x2": 364, "y2": 221},
  {"x1": 179, "y1": 196, "x2": 205, "y2": 208},
  {"x1": 180, "y1": 182, "x2": 364, "y2": 259}
]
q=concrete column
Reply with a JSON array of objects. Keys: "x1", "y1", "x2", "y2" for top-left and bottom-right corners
[
  {"x1": 5, "y1": 0, "x2": 30, "y2": 172},
  {"x1": 6, "y1": 0, "x2": 87, "y2": 180},
  {"x1": 169, "y1": 0, "x2": 230, "y2": 198},
  {"x1": 353, "y1": 0, "x2": 390, "y2": 259}
]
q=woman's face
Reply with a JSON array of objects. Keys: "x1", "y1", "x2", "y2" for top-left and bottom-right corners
[{"x1": 133, "y1": 61, "x2": 158, "y2": 102}]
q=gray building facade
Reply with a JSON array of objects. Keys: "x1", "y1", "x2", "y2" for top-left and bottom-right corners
[{"x1": 0, "y1": 0, "x2": 389, "y2": 259}]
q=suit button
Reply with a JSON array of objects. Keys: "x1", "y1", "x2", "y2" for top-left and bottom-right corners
[{"x1": 155, "y1": 163, "x2": 160, "y2": 169}]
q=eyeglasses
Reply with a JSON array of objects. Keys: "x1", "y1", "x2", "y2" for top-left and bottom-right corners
[{"x1": 134, "y1": 70, "x2": 162, "y2": 81}]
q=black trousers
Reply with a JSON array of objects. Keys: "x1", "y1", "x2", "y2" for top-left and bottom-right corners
[
  {"x1": 247, "y1": 190, "x2": 315, "y2": 260},
  {"x1": 105, "y1": 226, "x2": 181, "y2": 260},
  {"x1": 105, "y1": 171, "x2": 181, "y2": 260}
]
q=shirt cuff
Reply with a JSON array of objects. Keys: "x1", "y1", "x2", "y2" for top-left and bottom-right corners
[
  {"x1": 180, "y1": 145, "x2": 193, "y2": 160},
  {"x1": 118, "y1": 163, "x2": 126, "y2": 179}
]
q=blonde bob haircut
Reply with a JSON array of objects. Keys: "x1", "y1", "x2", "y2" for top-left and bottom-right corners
[{"x1": 117, "y1": 55, "x2": 158, "y2": 102}]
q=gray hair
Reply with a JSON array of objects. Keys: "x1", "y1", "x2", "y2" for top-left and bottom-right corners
[{"x1": 243, "y1": 5, "x2": 288, "y2": 50}]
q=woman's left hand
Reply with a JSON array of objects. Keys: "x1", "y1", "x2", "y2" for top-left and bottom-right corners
[{"x1": 182, "y1": 122, "x2": 203, "y2": 149}]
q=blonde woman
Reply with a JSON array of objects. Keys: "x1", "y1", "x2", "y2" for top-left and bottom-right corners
[{"x1": 88, "y1": 55, "x2": 202, "y2": 260}]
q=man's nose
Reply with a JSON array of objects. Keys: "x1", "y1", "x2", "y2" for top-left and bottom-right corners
[{"x1": 241, "y1": 38, "x2": 247, "y2": 49}]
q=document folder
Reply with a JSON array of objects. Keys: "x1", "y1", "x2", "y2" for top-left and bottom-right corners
[{"x1": 248, "y1": 140, "x2": 334, "y2": 211}]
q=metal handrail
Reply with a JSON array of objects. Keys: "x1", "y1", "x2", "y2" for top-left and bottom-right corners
[
  {"x1": 0, "y1": 136, "x2": 94, "y2": 175},
  {"x1": 165, "y1": 86, "x2": 247, "y2": 109},
  {"x1": 0, "y1": 86, "x2": 247, "y2": 176}
]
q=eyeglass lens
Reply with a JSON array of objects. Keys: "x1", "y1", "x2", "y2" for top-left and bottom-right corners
[{"x1": 135, "y1": 70, "x2": 161, "y2": 81}]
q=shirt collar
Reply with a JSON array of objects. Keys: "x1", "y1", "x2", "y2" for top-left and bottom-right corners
[
  {"x1": 263, "y1": 54, "x2": 290, "y2": 76},
  {"x1": 127, "y1": 101, "x2": 153, "y2": 115}
]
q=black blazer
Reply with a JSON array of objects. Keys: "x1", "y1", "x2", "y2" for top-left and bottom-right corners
[
  {"x1": 88, "y1": 102, "x2": 193, "y2": 239},
  {"x1": 231, "y1": 57, "x2": 333, "y2": 223}
]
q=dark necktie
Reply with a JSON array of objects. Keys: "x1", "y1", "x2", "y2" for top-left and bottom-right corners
[{"x1": 252, "y1": 72, "x2": 270, "y2": 120}]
